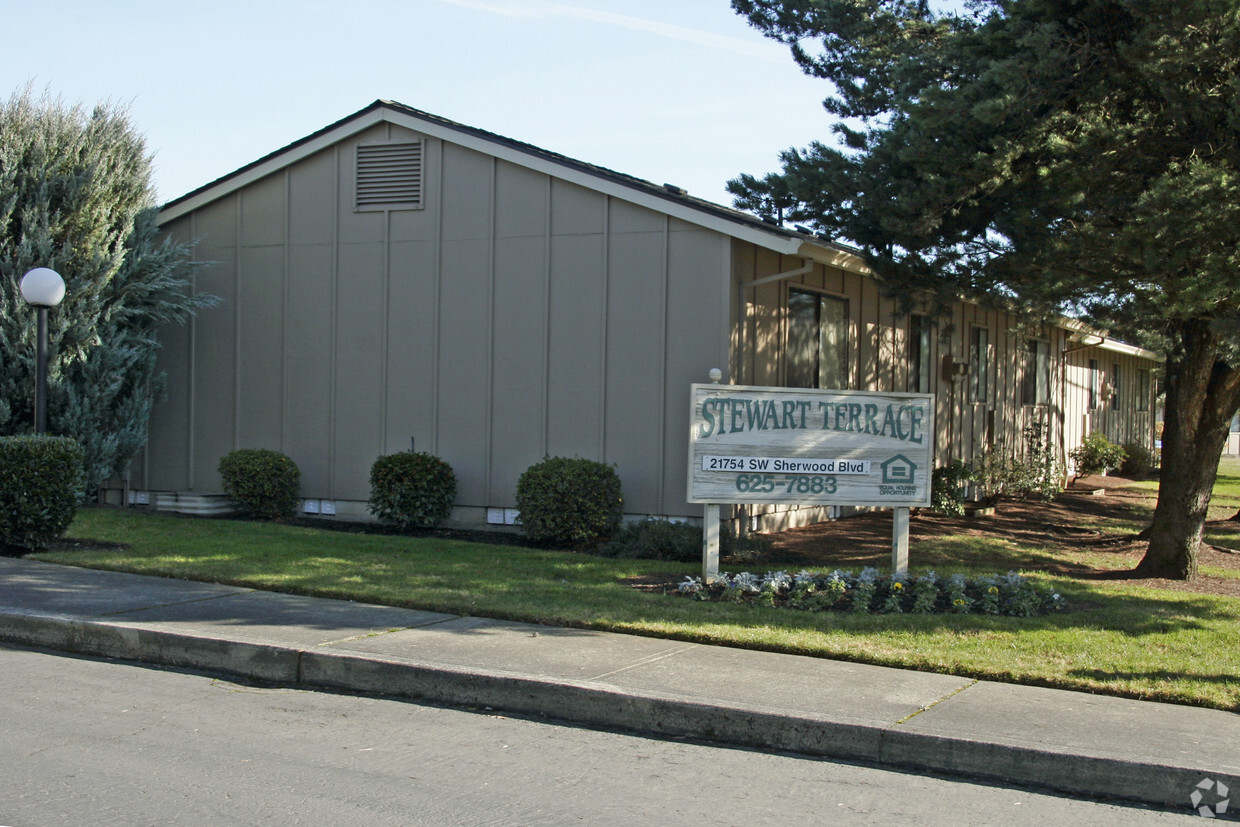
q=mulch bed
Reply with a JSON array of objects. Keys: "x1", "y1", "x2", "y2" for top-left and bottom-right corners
[{"x1": 738, "y1": 474, "x2": 1240, "y2": 598}]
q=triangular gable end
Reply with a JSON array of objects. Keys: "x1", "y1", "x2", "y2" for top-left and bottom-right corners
[{"x1": 159, "y1": 100, "x2": 855, "y2": 265}]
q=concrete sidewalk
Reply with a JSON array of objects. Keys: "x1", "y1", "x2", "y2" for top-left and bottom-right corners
[{"x1": 1, "y1": 556, "x2": 1236, "y2": 817}]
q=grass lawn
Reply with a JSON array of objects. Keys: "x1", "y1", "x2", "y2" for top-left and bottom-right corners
[{"x1": 32, "y1": 459, "x2": 1240, "y2": 712}]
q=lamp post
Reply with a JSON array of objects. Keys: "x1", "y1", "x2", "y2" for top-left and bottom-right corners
[{"x1": 19, "y1": 267, "x2": 66, "y2": 434}]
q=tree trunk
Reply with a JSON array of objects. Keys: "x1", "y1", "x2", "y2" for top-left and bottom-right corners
[
  {"x1": 1135, "y1": 320, "x2": 1240, "y2": 580},
  {"x1": 1139, "y1": 437, "x2": 1223, "y2": 579}
]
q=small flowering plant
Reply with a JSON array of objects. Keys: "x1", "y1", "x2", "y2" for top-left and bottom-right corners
[
  {"x1": 671, "y1": 568, "x2": 1064, "y2": 617},
  {"x1": 880, "y1": 576, "x2": 907, "y2": 614},
  {"x1": 944, "y1": 573, "x2": 972, "y2": 613},
  {"x1": 975, "y1": 576, "x2": 1003, "y2": 615},
  {"x1": 910, "y1": 571, "x2": 939, "y2": 614},
  {"x1": 849, "y1": 567, "x2": 881, "y2": 614}
]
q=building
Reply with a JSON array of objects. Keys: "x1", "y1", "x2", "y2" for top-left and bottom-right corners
[{"x1": 129, "y1": 101, "x2": 1160, "y2": 528}]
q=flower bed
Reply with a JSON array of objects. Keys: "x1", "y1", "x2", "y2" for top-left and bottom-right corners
[{"x1": 676, "y1": 568, "x2": 1064, "y2": 616}]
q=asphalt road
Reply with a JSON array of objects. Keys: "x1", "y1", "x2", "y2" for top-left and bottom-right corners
[{"x1": 0, "y1": 644, "x2": 1195, "y2": 825}]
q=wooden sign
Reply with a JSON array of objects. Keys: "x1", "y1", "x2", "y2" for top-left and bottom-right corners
[{"x1": 688, "y1": 384, "x2": 934, "y2": 508}]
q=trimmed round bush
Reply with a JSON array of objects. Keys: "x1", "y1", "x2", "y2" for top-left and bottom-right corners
[
  {"x1": 515, "y1": 456, "x2": 623, "y2": 547},
  {"x1": 0, "y1": 435, "x2": 84, "y2": 553},
  {"x1": 218, "y1": 449, "x2": 300, "y2": 521},
  {"x1": 367, "y1": 451, "x2": 457, "y2": 529},
  {"x1": 1069, "y1": 431, "x2": 1126, "y2": 476}
]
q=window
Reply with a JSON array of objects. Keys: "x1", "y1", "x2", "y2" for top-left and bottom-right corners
[
  {"x1": 908, "y1": 314, "x2": 932, "y2": 393},
  {"x1": 1021, "y1": 339, "x2": 1050, "y2": 405},
  {"x1": 356, "y1": 141, "x2": 424, "y2": 210},
  {"x1": 970, "y1": 326, "x2": 989, "y2": 403},
  {"x1": 1111, "y1": 363, "x2": 1122, "y2": 410},
  {"x1": 1089, "y1": 359, "x2": 1100, "y2": 410},
  {"x1": 1137, "y1": 369, "x2": 1151, "y2": 412},
  {"x1": 787, "y1": 288, "x2": 848, "y2": 390}
]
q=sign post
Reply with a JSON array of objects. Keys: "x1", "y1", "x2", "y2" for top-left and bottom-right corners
[
  {"x1": 689, "y1": 383, "x2": 933, "y2": 578},
  {"x1": 892, "y1": 506, "x2": 910, "y2": 575},
  {"x1": 702, "y1": 503, "x2": 721, "y2": 581}
]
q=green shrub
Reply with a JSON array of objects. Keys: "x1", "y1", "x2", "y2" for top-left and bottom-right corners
[
  {"x1": 1010, "y1": 420, "x2": 1064, "y2": 499},
  {"x1": 0, "y1": 436, "x2": 84, "y2": 553},
  {"x1": 969, "y1": 447, "x2": 1008, "y2": 504},
  {"x1": 1119, "y1": 441, "x2": 1153, "y2": 478},
  {"x1": 218, "y1": 449, "x2": 300, "y2": 521},
  {"x1": 930, "y1": 459, "x2": 973, "y2": 516},
  {"x1": 597, "y1": 519, "x2": 771, "y2": 563},
  {"x1": 1070, "y1": 431, "x2": 1126, "y2": 476},
  {"x1": 368, "y1": 451, "x2": 456, "y2": 529},
  {"x1": 515, "y1": 456, "x2": 623, "y2": 546},
  {"x1": 599, "y1": 519, "x2": 699, "y2": 560},
  {"x1": 973, "y1": 422, "x2": 1063, "y2": 502}
]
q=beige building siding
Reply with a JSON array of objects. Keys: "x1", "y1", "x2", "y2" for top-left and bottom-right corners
[
  {"x1": 729, "y1": 241, "x2": 1159, "y2": 518},
  {"x1": 140, "y1": 120, "x2": 731, "y2": 522},
  {"x1": 136, "y1": 102, "x2": 1160, "y2": 528},
  {"x1": 1062, "y1": 346, "x2": 1158, "y2": 457}
]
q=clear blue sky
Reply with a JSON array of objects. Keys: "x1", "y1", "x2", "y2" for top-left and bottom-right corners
[{"x1": 4, "y1": 0, "x2": 837, "y2": 208}]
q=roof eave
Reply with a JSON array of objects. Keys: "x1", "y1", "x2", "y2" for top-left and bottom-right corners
[
  {"x1": 1060, "y1": 318, "x2": 1160, "y2": 361},
  {"x1": 157, "y1": 100, "x2": 843, "y2": 261}
]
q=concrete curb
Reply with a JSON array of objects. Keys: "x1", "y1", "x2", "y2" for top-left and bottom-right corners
[{"x1": 4, "y1": 608, "x2": 1235, "y2": 814}]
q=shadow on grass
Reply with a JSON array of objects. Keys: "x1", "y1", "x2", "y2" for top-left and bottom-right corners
[
  {"x1": 761, "y1": 533, "x2": 1147, "y2": 581},
  {"x1": 50, "y1": 507, "x2": 1240, "y2": 640},
  {"x1": 657, "y1": 584, "x2": 1236, "y2": 637},
  {"x1": 45, "y1": 537, "x2": 1236, "y2": 637},
  {"x1": 1066, "y1": 667, "x2": 1240, "y2": 690}
]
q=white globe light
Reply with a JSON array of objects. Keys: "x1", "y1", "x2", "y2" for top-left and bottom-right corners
[{"x1": 20, "y1": 267, "x2": 66, "y2": 307}]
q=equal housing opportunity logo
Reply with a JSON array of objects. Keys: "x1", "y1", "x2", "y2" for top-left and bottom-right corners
[{"x1": 1190, "y1": 778, "x2": 1231, "y2": 818}]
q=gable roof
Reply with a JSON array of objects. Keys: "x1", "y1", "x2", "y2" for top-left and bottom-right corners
[
  {"x1": 158, "y1": 99, "x2": 857, "y2": 264},
  {"x1": 154, "y1": 100, "x2": 1157, "y2": 362}
]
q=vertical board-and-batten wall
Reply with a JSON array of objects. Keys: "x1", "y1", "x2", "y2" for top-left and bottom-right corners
[
  {"x1": 729, "y1": 241, "x2": 1157, "y2": 492},
  {"x1": 730, "y1": 241, "x2": 1057, "y2": 473},
  {"x1": 142, "y1": 120, "x2": 733, "y2": 521}
]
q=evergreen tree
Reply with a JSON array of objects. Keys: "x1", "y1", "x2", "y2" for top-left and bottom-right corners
[
  {"x1": 729, "y1": 0, "x2": 1240, "y2": 579},
  {"x1": 0, "y1": 87, "x2": 214, "y2": 494}
]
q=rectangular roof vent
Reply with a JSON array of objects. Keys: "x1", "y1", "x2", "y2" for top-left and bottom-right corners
[{"x1": 356, "y1": 141, "x2": 423, "y2": 210}]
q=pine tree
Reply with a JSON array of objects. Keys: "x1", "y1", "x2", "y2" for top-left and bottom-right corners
[
  {"x1": 0, "y1": 87, "x2": 214, "y2": 494},
  {"x1": 729, "y1": 0, "x2": 1240, "y2": 579}
]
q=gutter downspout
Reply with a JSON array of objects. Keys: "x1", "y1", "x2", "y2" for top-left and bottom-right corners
[{"x1": 1060, "y1": 332, "x2": 1107, "y2": 481}]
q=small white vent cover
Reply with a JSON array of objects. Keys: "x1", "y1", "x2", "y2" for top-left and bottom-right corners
[{"x1": 356, "y1": 141, "x2": 424, "y2": 210}]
